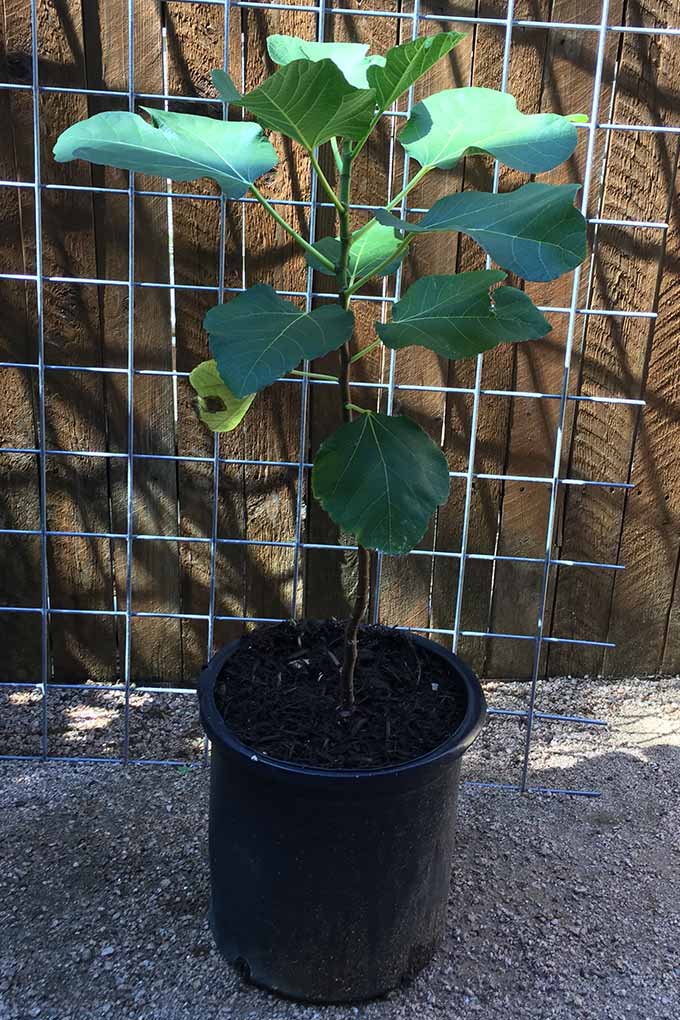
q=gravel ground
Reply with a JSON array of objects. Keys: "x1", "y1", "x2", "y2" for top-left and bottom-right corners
[{"x1": 1, "y1": 675, "x2": 679, "y2": 1020}]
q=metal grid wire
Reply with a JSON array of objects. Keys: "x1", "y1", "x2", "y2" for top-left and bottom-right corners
[{"x1": 0, "y1": 0, "x2": 676, "y2": 793}]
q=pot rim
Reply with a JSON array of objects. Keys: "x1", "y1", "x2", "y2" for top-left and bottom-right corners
[{"x1": 198, "y1": 624, "x2": 486, "y2": 780}]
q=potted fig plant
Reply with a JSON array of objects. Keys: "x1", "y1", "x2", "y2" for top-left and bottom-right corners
[{"x1": 54, "y1": 31, "x2": 586, "y2": 1003}]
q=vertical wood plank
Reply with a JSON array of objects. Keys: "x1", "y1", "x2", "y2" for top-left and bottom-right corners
[
  {"x1": 548, "y1": 0, "x2": 679, "y2": 677},
  {"x1": 479, "y1": 2, "x2": 556, "y2": 679},
  {"x1": 430, "y1": 4, "x2": 519, "y2": 671},
  {"x1": 485, "y1": 0, "x2": 624, "y2": 679},
  {"x1": 81, "y1": 0, "x2": 182, "y2": 685},
  {"x1": 130, "y1": 1, "x2": 182, "y2": 685},
  {"x1": 164, "y1": 0, "x2": 243, "y2": 677},
  {"x1": 606, "y1": 147, "x2": 680, "y2": 672},
  {"x1": 427, "y1": 2, "x2": 557, "y2": 674},
  {"x1": 38, "y1": 0, "x2": 119, "y2": 682},
  {"x1": 131, "y1": 0, "x2": 183, "y2": 683},
  {"x1": 375, "y1": 2, "x2": 477, "y2": 642},
  {"x1": 0, "y1": 0, "x2": 42, "y2": 681},
  {"x1": 239, "y1": 2, "x2": 320, "y2": 629},
  {"x1": 428, "y1": 5, "x2": 508, "y2": 669}
]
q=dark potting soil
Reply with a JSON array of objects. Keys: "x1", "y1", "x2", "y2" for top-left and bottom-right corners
[{"x1": 215, "y1": 619, "x2": 467, "y2": 769}]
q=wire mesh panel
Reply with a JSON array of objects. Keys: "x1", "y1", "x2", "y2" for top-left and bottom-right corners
[{"x1": 0, "y1": 0, "x2": 679, "y2": 793}]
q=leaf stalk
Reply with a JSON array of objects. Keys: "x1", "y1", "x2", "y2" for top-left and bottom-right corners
[
  {"x1": 249, "y1": 183, "x2": 335, "y2": 270},
  {"x1": 350, "y1": 338, "x2": 381, "y2": 363},
  {"x1": 309, "y1": 149, "x2": 344, "y2": 212},
  {"x1": 290, "y1": 369, "x2": 339, "y2": 382}
]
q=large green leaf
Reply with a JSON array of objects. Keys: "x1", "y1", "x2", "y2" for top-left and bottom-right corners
[
  {"x1": 189, "y1": 360, "x2": 255, "y2": 432},
  {"x1": 399, "y1": 87, "x2": 581, "y2": 172},
  {"x1": 312, "y1": 412, "x2": 450, "y2": 555},
  {"x1": 376, "y1": 271, "x2": 551, "y2": 359},
  {"x1": 266, "y1": 35, "x2": 384, "y2": 89},
  {"x1": 375, "y1": 182, "x2": 586, "y2": 282},
  {"x1": 211, "y1": 59, "x2": 376, "y2": 149},
  {"x1": 204, "y1": 284, "x2": 354, "y2": 398},
  {"x1": 265, "y1": 32, "x2": 464, "y2": 109},
  {"x1": 53, "y1": 108, "x2": 277, "y2": 198},
  {"x1": 306, "y1": 221, "x2": 407, "y2": 281},
  {"x1": 367, "y1": 32, "x2": 465, "y2": 116}
]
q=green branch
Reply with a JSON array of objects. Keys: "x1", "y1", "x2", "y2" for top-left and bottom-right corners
[
  {"x1": 350, "y1": 338, "x2": 382, "y2": 364},
  {"x1": 290, "y1": 368, "x2": 339, "y2": 382},
  {"x1": 249, "y1": 183, "x2": 335, "y2": 270},
  {"x1": 348, "y1": 110, "x2": 385, "y2": 166},
  {"x1": 352, "y1": 164, "x2": 432, "y2": 245},
  {"x1": 309, "y1": 150, "x2": 343, "y2": 213},
  {"x1": 330, "y1": 137, "x2": 343, "y2": 173},
  {"x1": 383, "y1": 164, "x2": 431, "y2": 213},
  {"x1": 337, "y1": 142, "x2": 354, "y2": 415}
]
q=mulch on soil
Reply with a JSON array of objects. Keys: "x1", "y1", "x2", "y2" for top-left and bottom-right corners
[{"x1": 215, "y1": 620, "x2": 467, "y2": 769}]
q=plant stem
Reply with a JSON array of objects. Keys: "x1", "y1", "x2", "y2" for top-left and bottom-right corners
[
  {"x1": 383, "y1": 164, "x2": 431, "y2": 214},
  {"x1": 329, "y1": 136, "x2": 343, "y2": 173},
  {"x1": 249, "y1": 183, "x2": 335, "y2": 270},
  {"x1": 336, "y1": 140, "x2": 371, "y2": 714},
  {"x1": 309, "y1": 150, "x2": 343, "y2": 213},
  {"x1": 350, "y1": 339, "x2": 381, "y2": 364},
  {"x1": 341, "y1": 540, "x2": 371, "y2": 712},
  {"x1": 337, "y1": 146, "x2": 353, "y2": 297},
  {"x1": 290, "y1": 368, "x2": 339, "y2": 382},
  {"x1": 337, "y1": 143, "x2": 354, "y2": 417}
]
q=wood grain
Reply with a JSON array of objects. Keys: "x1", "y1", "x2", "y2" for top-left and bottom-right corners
[
  {"x1": 426, "y1": 1, "x2": 556, "y2": 676},
  {"x1": 548, "y1": 0, "x2": 680, "y2": 678},
  {"x1": 79, "y1": 0, "x2": 182, "y2": 685},
  {"x1": 237, "y1": 3, "x2": 316, "y2": 631},
  {"x1": 373, "y1": 1, "x2": 475, "y2": 644},
  {"x1": 163, "y1": 0, "x2": 237, "y2": 681},
  {"x1": 0, "y1": 0, "x2": 43, "y2": 682},
  {"x1": 2, "y1": 0, "x2": 680, "y2": 686},
  {"x1": 37, "y1": 0, "x2": 120, "y2": 683},
  {"x1": 485, "y1": 0, "x2": 624, "y2": 679},
  {"x1": 605, "y1": 142, "x2": 680, "y2": 674}
]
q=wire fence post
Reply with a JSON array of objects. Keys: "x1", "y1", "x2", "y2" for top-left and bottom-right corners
[
  {"x1": 519, "y1": 0, "x2": 613, "y2": 792},
  {"x1": 450, "y1": 0, "x2": 516, "y2": 656},
  {"x1": 29, "y1": 0, "x2": 50, "y2": 758}
]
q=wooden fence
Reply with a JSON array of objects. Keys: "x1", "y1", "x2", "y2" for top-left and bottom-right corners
[{"x1": 1, "y1": 0, "x2": 679, "y2": 687}]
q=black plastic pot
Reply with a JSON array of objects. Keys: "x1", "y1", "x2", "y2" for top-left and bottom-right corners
[{"x1": 198, "y1": 629, "x2": 486, "y2": 1004}]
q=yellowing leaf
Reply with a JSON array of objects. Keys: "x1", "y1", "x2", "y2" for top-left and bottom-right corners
[{"x1": 189, "y1": 360, "x2": 255, "y2": 432}]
